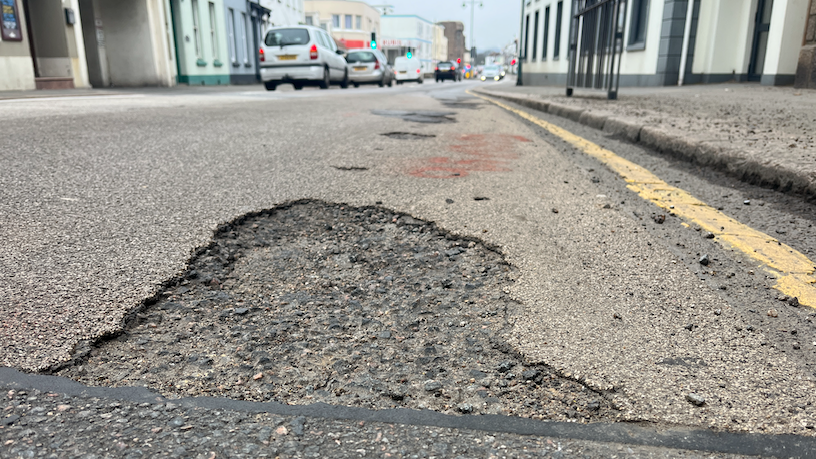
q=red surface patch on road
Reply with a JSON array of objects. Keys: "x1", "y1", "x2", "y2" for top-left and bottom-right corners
[{"x1": 409, "y1": 134, "x2": 530, "y2": 178}]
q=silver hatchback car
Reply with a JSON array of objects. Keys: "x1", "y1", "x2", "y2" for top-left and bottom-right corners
[{"x1": 346, "y1": 49, "x2": 393, "y2": 87}]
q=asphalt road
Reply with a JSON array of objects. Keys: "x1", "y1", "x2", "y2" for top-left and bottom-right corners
[{"x1": 2, "y1": 78, "x2": 816, "y2": 457}]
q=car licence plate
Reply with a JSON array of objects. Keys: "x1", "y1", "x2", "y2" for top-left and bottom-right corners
[
  {"x1": 399, "y1": 71, "x2": 407, "y2": 74},
  {"x1": 277, "y1": 55, "x2": 297, "y2": 61},
  {"x1": 353, "y1": 66, "x2": 367, "y2": 71}
]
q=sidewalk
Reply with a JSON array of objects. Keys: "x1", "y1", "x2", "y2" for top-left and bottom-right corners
[{"x1": 476, "y1": 82, "x2": 816, "y2": 200}]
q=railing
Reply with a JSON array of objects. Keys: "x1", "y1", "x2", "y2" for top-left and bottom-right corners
[{"x1": 566, "y1": 0, "x2": 627, "y2": 100}]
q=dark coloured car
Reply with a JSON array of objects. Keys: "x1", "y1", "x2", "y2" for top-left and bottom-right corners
[{"x1": 435, "y1": 61, "x2": 460, "y2": 82}]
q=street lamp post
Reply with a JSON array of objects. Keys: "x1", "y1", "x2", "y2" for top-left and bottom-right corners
[{"x1": 462, "y1": 0, "x2": 482, "y2": 64}]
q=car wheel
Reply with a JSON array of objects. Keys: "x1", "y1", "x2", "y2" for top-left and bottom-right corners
[
  {"x1": 388, "y1": 77, "x2": 393, "y2": 87},
  {"x1": 378, "y1": 76, "x2": 385, "y2": 87},
  {"x1": 318, "y1": 67, "x2": 330, "y2": 89},
  {"x1": 264, "y1": 81, "x2": 276, "y2": 91},
  {"x1": 293, "y1": 84, "x2": 303, "y2": 90},
  {"x1": 417, "y1": 78, "x2": 423, "y2": 84},
  {"x1": 340, "y1": 69, "x2": 349, "y2": 89}
]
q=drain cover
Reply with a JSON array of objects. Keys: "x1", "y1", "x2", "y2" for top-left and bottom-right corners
[{"x1": 55, "y1": 201, "x2": 613, "y2": 421}]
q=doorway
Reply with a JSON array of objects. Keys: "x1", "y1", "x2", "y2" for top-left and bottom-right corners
[{"x1": 748, "y1": 0, "x2": 773, "y2": 81}]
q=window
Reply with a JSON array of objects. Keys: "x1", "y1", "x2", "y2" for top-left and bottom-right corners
[
  {"x1": 227, "y1": 8, "x2": 237, "y2": 63},
  {"x1": 305, "y1": 16, "x2": 313, "y2": 25},
  {"x1": 542, "y1": 6, "x2": 550, "y2": 59},
  {"x1": 628, "y1": 0, "x2": 649, "y2": 48},
  {"x1": 208, "y1": 2, "x2": 219, "y2": 60},
  {"x1": 523, "y1": 14, "x2": 530, "y2": 60},
  {"x1": 332, "y1": 14, "x2": 340, "y2": 28},
  {"x1": 532, "y1": 10, "x2": 539, "y2": 61},
  {"x1": 265, "y1": 28, "x2": 310, "y2": 46},
  {"x1": 345, "y1": 14, "x2": 352, "y2": 29},
  {"x1": 191, "y1": 0, "x2": 203, "y2": 59},
  {"x1": 553, "y1": 1, "x2": 562, "y2": 59},
  {"x1": 241, "y1": 12, "x2": 249, "y2": 65},
  {"x1": 355, "y1": 15, "x2": 361, "y2": 30}
]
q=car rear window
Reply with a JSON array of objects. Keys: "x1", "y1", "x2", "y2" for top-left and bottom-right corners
[
  {"x1": 347, "y1": 52, "x2": 377, "y2": 63},
  {"x1": 439, "y1": 62, "x2": 453, "y2": 67},
  {"x1": 265, "y1": 28, "x2": 310, "y2": 46}
]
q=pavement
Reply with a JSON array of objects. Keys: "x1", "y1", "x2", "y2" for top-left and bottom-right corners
[
  {"x1": 2, "y1": 79, "x2": 816, "y2": 456},
  {"x1": 475, "y1": 82, "x2": 816, "y2": 200}
]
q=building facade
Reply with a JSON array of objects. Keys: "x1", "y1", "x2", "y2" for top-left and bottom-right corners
[
  {"x1": 520, "y1": 0, "x2": 811, "y2": 87},
  {"x1": 795, "y1": 0, "x2": 816, "y2": 88},
  {"x1": 263, "y1": 0, "x2": 304, "y2": 28},
  {"x1": 380, "y1": 14, "x2": 433, "y2": 72},
  {"x1": 1, "y1": 0, "x2": 91, "y2": 91},
  {"x1": 0, "y1": 0, "x2": 180, "y2": 91},
  {"x1": 303, "y1": 0, "x2": 378, "y2": 50},
  {"x1": 438, "y1": 21, "x2": 465, "y2": 62},
  {"x1": 432, "y1": 23, "x2": 447, "y2": 64},
  {"x1": 169, "y1": 0, "x2": 230, "y2": 85}
]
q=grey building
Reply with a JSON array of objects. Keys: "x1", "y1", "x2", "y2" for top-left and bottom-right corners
[{"x1": 438, "y1": 21, "x2": 465, "y2": 62}]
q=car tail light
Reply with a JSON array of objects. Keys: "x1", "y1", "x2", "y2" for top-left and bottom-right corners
[
  {"x1": 416, "y1": 69, "x2": 421, "y2": 73},
  {"x1": 310, "y1": 44, "x2": 318, "y2": 60},
  {"x1": 450, "y1": 66, "x2": 455, "y2": 70},
  {"x1": 259, "y1": 48, "x2": 265, "y2": 62},
  {"x1": 375, "y1": 60, "x2": 380, "y2": 70}
]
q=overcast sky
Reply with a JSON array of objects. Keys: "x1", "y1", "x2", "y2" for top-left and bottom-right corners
[{"x1": 377, "y1": 0, "x2": 522, "y2": 51}]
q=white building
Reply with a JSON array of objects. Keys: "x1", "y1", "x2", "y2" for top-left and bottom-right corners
[
  {"x1": 380, "y1": 15, "x2": 434, "y2": 73},
  {"x1": 260, "y1": 0, "x2": 305, "y2": 28},
  {"x1": 520, "y1": 0, "x2": 811, "y2": 87}
]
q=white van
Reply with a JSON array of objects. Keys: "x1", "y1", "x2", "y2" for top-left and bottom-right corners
[{"x1": 393, "y1": 57, "x2": 424, "y2": 84}]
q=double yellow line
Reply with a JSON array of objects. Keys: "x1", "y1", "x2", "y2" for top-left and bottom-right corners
[{"x1": 470, "y1": 90, "x2": 816, "y2": 308}]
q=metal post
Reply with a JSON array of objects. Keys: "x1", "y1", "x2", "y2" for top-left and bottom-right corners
[
  {"x1": 517, "y1": 0, "x2": 525, "y2": 85},
  {"x1": 677, "y1": 0, "x2": 695, "y2": 86}
]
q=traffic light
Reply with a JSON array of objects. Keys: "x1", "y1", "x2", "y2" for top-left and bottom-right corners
[
  {"x1": 511, "y1": 58, "x2": 516, "y2": 65},
  {"x1": 370, "y1": 32, "x2": 377, "y2": 49},
  {"x1": 407, "y1": 51, "x2": 413, "y2": 59},
  {"x1": 456, "y1": 58, "x2": 461, "y2": 64}
]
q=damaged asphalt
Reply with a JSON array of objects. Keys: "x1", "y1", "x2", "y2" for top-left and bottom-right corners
[{"x1": 3, "y1": 81, "x2": 816, "y2": 455}]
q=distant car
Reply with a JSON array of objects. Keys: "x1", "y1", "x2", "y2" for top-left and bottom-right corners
[
  {"x1": 393, "y1": 56, "x2": 424, "y2": 84},
  {"x1": 435, "y1": 61, "x2": 460, "y2": 82},
  {"x1": 346, "y1": 49, "x2": 393, "y2": 87},
  {"x1": 259, "y1": 25, "x2": 349, "y2": 91},
  {"x1": 480, "y1": 65, "x2": 504, "y2": 82}
]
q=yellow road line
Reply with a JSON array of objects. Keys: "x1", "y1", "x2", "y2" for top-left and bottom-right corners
[{"x1": 469, "y1": 90, "x2": 816, "y2": 308}]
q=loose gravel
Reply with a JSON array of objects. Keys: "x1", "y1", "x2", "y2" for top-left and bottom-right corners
[{"x1": 54, "y1": 201, "x2": 615, "y2": 422}]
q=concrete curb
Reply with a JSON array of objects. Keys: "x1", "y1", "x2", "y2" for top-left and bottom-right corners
[
  {"x1": 474, "y1": 89, "x2": 816, "y2": 201},
  {"x1": 2, "y1": 367, "x2": 816, "y2": 458}
]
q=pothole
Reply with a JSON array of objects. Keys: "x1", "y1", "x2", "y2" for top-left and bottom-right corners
[
  {"x1": 53, "y1": 201, "x2": 615, "y2": 422},
  {"x1": 333, "y1": 166, "x2": 368, "y2": 171},
  {"x1": 381, "y1": 132, "x2": 437, "y2": 140},
  {"x1": 371, "y1": 110, "x2": 456, "y2": 124}
]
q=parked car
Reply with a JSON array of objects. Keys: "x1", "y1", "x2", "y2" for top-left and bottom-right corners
[
  {"x1": 259, "y1": 26, "x2": 349, "y2": 91},
  {"x1": 393, "y1": 56, "x2": 424, "y2": 84},
  {"x1": 435, "y1": 61, "x2": 460, "y2": 82},
  {"x1": 480, "y1": 65, "x2": 504, "y2": 82},
  {"x1": 346, "y1": 49, "x2": 393, "y2": 87}
]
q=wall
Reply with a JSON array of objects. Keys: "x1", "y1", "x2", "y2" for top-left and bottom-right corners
[
  {"x1": 762, "y1": 0, "x2": 809, "y2": 85},
  {"x1": 0, "y1": 0, "x2": 36, "y2": 90},
  {"x1": 223, "y1": 0, "x2": 255, "y2": 83},
  {"x1": 263, "y1": 0, "x2": 304, "y2": 28},
  {"x1": 171, "y1": 0, "x2": 230, "y2": 85},
  {"x1": 795, "y1": 0, "x2": 816, "y2": 88},
  {"x1": 692, "y1": 0, "x2": 755, "y2": 79},
  {"x1": 26, "y1": 0, "x2": 72, "y2": 78}
]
